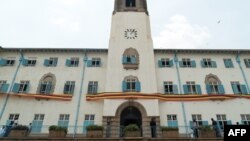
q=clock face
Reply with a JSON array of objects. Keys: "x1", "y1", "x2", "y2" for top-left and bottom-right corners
[{"x1": 124, "y1": 29, "x2": 138, "y2": 39}]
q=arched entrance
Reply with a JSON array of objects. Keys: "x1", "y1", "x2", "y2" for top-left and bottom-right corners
[
  {"x1": 120, "y1": 106, "x2": 142, "y2": 127},
  {"x1": 103, "y1": 101, "x2": 161, "y2": 138},
  {"x1": 120, "y1": 106, "x2": 142, "y2": 137}
]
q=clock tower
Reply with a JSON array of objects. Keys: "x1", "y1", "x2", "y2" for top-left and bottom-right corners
[{"x1": 105, "y1": 0, "x2": 157, "y2": 93}]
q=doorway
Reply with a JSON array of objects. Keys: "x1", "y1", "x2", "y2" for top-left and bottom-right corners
[{"x1": 120, "y1": 106, "x2": 142, "y2": 137}]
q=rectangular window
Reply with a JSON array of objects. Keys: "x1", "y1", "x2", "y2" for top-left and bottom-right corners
[
  {"x1": 59, "y1": 114, "x2": 70, "y2": 121},
  {"x1": 244, "y1": 59, "x2": 250, "y2": 68},
  {"x1": 216, "y1": 114, "x2": 227, "y2": 129},
  {"x1": 85, "y1": 114, "x2": 95, "y2": 121},
  {"x1": 0, "y1": 80, "x2": 7, "y2": 92},
  {"x1": 58, "y1": 114, "x2": 70, "y2": 127},
  {"x1": 159, "y1": 58, "x2": 173, "y2": 68},
  {"x1": 6, "y1": 58, "x2": 15, "y2": 66},
  {"x1": 64, "y1": 81, "x2": 75, "y2": 94},
  {"x1": 202, "y1": 58, "x2": 217, "y2": 68},
  {"x1": 192, "y1": 114, "x2": 203, "y2": 126},
  {"x1": 70, "y1": 58, "x2": 79, "y2": 67},
  {"x1": 44, "y1": 57, "x2": 58, "y2": 67},
  {"x1": 27, "y1": 58, "x2": 37, "y2": 66},
  {"x1": 83, "y1": 114, "x2": 95, "y2": 133},
  {"x1": 167, "y1": 114, "x2": 178, "y2": 127},
  {"x1": 164, "y1": 82, "x2": 174, "y2": 94},
  {"x1": 126, "y1": 0, "x2": 136, "y2": 7},
  {"x1": 224, "y1": 59, "x2": 234, "y2": 68},
  {"x1": 231, "y1": 81, "x2": 248, "y2": 94},
  {"x1": 40, "y1": 82, "x2": 52, "y2": 94},
  {"x1": 91, "y1": 58, "x2": 101, "y2": 67},
  {"x1": 66, "y1": 58, "x2": 79, "y2": 67},
  {"x1": 9, "y1": 114, "x2": 19, "y2": 121},
  {"x1": 208, "y1": 82, "x2": 219, "y2": 94},
  {"x1": 88, "y1": 81, "x2": 98, "y2": 94},
  {"x1": 123, "y1": 55, "x2": 136, "y2": 64},
  {"x1": 32, "y1": 114, "x2": 45, "y2": 133},
  {"x1": 182, "y1": 58, "x2": 191, "y2": 67},
  {"x1": 0, "y1": 58, "x2": 15, "y2": 66},
  {"x1": 7, "y1": 114, "x2": 19, "y2": 126},
  {"x1": 34, "y1": 114, "x2": 45, "y2": 121},
  {"x1": 187, "y1": 81, "x2": 197, "y2": 94},
  {"x1": 126, "y1": 79, "x2": 136, "y2": 92},
  {"x1": 18, "y1": 81, "x2": 29, "y2": 93},
  {"x1": 241, "y1": 114, "x2": 250, "y2": 125}
]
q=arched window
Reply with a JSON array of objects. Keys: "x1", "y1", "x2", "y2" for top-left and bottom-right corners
[
  {"x1": 37, "y1": 73, "x2": 56, "y2": 95},
  {"x1": 122, "y1": 48, "x2": 139, "y2": 70},
  {"x1": 126, "y1": 0, "x2": 136, "y2": 7},
  {"x1": 122, "y1": 76, "x2": 141, "y2": 92},
  {"x1": 205, "y1": 74, "x2": 224, "y2": 95}
]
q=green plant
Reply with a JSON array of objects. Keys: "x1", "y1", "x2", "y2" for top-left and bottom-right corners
[
  {"x1": 12, "y1": 125, "x2": 29, "y2": 130},
  {"x1": 161, "y1": 126, "x2": 178, "y2": 131},
  {"x1": 86, "y1": 125, "x2": 104, "y2": 131},
  {"x1": 124, "y1": 124, "x2": 139, "y2": 132},
  {"x1": 49, "y1": 125, "x2": 68, "y2": 134},
  {"x1": 199, "y1": 125, "x2": 213, "y2": 131}
]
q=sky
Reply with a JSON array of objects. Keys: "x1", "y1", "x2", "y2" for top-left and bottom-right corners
[{"x1": 0, "y1": 0, "x2": 249, "y2": 49}]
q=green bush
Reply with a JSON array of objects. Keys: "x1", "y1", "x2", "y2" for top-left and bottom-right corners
[
  {"x1": 49, "y1": 125, "x2": 68, "y2": 134},
  {"x1": 161, "y1": 126, "x2": 179, "y2": 131},
  {"x1": 12, "y1": 125, "x2": 29, "y2": 130},
  {"x1": 86, "y1": 125, "x2": 104, "y2": 131},
  {"x1": 124, "y1": 124, "x2": 139, "y2": 132},
  {"x1": 199, "y1": 125, "x2": 213, "y2": 131}
]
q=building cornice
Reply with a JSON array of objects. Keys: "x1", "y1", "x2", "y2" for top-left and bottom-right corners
[
  {"x1": 1, "y1": 47, "x2": 250, "y2": 54},
  {"x1": 86, "y1": 92, "x2": 250, "y2": 101}
]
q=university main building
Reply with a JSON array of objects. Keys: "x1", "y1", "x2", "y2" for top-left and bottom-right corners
[{"x1": 0, "y1": 0, "x2": 250, "y2": 138}]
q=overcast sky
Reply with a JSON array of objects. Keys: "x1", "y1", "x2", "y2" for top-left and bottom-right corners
[{"x1": 0, "y1": 0, "x2": 249, "y2": 49}]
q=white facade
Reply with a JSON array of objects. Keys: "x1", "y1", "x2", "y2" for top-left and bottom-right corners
[{"x1": 0, "y1": 0, "x2": 250, "y2": 137}]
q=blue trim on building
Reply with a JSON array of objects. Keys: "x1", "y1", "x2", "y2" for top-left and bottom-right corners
[
  {"x1": 174, "y1": 52, "x2": 188, "y2": 134},
  {"x1": 73, "y1": 52, "x2": 88, "y2": 138}
]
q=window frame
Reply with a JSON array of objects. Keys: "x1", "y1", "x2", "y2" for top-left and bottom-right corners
[
  {"x1": 191, "y1": 114, "x2": 203, "y2": 126},
  {"x1": 216, "y1": 114, "x2": 227, "y2": 129},
  {"x1": 126, "y1": 0, "x2": 136, "y2": 7},
  {"x1": 27, "y1": 59, "x2": 37, "y2": 66},
  {"x1": 241, "y1": 114, "x2": 250, "y2": 125},
  {"x1": 244, "y1": 59, "x2": 250, "y2": 68},
  {"x1": 88, "y1": 81, "x2": 98, "y2": 94},
  {"x1": 40, "y1": 81, "x2": 52, "y2": 94},
  {"x1": 126, "y1": 79, "x2": 136, "y2": 92},
  {"x1": 0, "y1": 80, "x2": 7, "y2": 91},
  {"x1": 47, "y1": 57, "x2": 58, "y2": 67},
  {"x1": 9, "y1": 114, "x2": 20, "y2": 121},
  {"x1": 70, "y1": 58, "x2": 79, "y2": 67},
  {"x1": 167, "y1": 114, "x2": 177, "y2": 121},
  {"x1": 164, "y1": 81, "x2": 174, "y2": 94},
  {"x1": 182, "y1": 58, "x2": 191, "y2": 67},
  {"x1": 34, "y1": 114, "x2": 45, "y2": 121},
  {"x1": 208, "y1": 82, "x2": 219, "y2": 94},
  {"x1": 231, "y1": 81, "x2": 244, "y2": 94},
  {"x1": 85, "y1": 114, "x2": 95, "y2": 121},
  {"x1": 6, "y1": 59, "x2": 15, "y2": 66},
  {"x1": 161, "y1": 58, "x2": 170, "y2": 67},
  {"x1": 64, "y1": 81, "x2": 75, "y2": 94},
  {"x1": 91, "y1": 58, "x2": 101, "y2": 67},
  {"x1": 203, "y1": 58, "x2": 212, "y2": 67},
  {"x1": 18, "y1": 81, "x2": 29, "y2": 93},
  {"x1": 187, "y1": 81, "x2": 197, "y2": 94},
  {"x1": 224, "y1": 58, "x2": 233, "y2": 68},
  {"x1": 59, "y1": 114, "x2": 70, "y2": 121}
]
